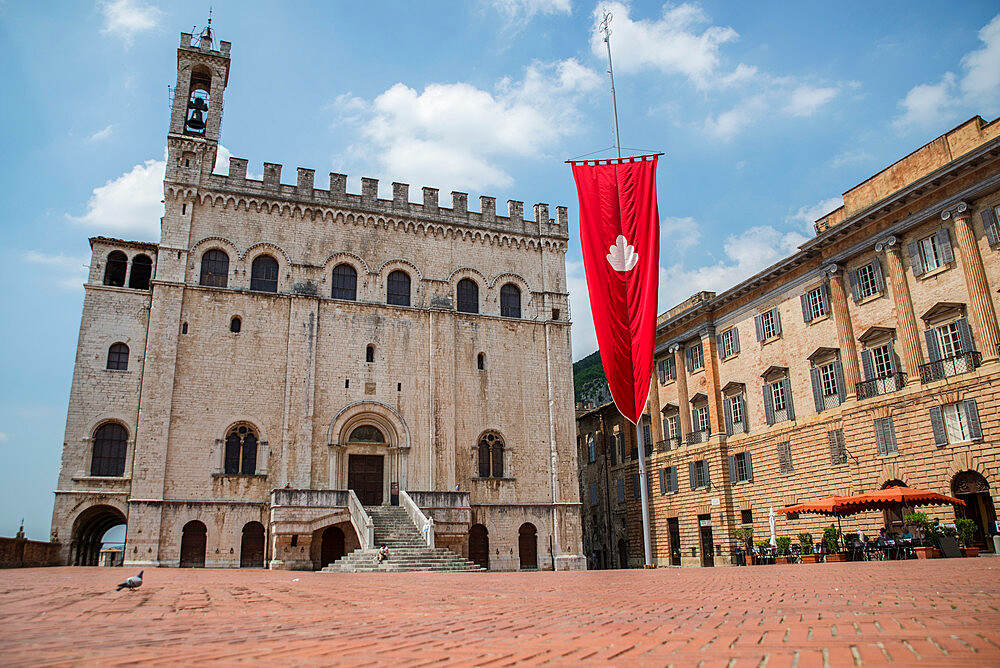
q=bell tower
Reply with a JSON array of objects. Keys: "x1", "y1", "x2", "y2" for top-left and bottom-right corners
[{"x1": 165, "y1": 20, "x2": 231, "y2": 186}]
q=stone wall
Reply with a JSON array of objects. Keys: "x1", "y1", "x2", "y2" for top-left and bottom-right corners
[{"x1": 0, "y1": 538, "x2": 61, "y2": 568}]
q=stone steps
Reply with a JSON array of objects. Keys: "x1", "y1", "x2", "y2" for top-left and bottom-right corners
[{"x1": 320, "y1": 503, "x2": 485, "y2": 573}]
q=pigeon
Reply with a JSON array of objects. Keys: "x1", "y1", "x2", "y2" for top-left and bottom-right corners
[{"x1": 116, "y1": 570, "x2": 143, "y2": 591}]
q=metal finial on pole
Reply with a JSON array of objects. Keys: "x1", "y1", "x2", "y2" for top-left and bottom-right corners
[{"x1": 600, "y1": 10, "x2": 623, "y2": 160}]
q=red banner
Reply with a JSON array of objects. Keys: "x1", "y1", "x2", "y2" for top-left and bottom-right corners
[{"x1": 571, "y1": 155, "x2": 660, "y2": 424}]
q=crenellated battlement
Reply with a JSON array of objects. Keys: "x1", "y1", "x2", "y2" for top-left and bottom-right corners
[{"x1": 196, "y1": 156, "x2": 569, "y2": 240}]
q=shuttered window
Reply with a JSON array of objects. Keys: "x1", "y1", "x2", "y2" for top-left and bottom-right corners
[
  {"x1": 689, "y1": 460, "x2": 709, "y2": 489},
  {"x1": 616, "y1": 478, "x2": 625, "y2": 502},
  {"x1": 755, "y1": 308, "x2": 781, "y2": 341},
  {"x1": 686, "y1": 343, "x2": 705, "y2": 371},
  {"x1": 657, "y1": 356, "x2": 676, "y2": 382},
  {"x1": 660, "y1": 466, "x2": 678, "y2": 493},
  {"x1": 908, "y1": 229, "x2": 954, "y2": 276},
  {"x1": 874, "y1": 417, "x2": 898, "y2": 456},
  {"x1": 728, "y1": 452, "x2": 753, "y2": 484},
  {"x1": 718, "y1": 327, "x2": 740, "y2": 358},
  {"x1": 777, "y1": 441, "x2": 793, "y2": 474},
  {"x1": 801, "y1": 284, "x2": 829, "y2": 322},
  {"x1": 828, "y1": 429, "x2": 847, "y2": 465},
  {"x1": 929, "y1": 400, "x2": 982, "y2": 445},
  {"x1": 983, "y1": 205, "x2": 1000, "y2": 247},
  {"x1": 850, "y1": 260, "x2": 884, "y2": 301}
]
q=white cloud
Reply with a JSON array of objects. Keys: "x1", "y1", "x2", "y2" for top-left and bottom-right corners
[
  {"x1": 592, "y1": 2, "x2": 841, "y2": 140},
  {"x1": 831, "y1": 149, "x2": 871, "y2": 169},
  {"x1": 23, "y1": 251, "x2": 90, "y2": 290},
  {"x1": 99, "y1": 0, "x2": 163, "y2": 46},
  {"x1": 334, "y1": 59, "x2": 601, "y2": 193},
  {"x1": 491, "y1": 0, "x2": 571, "y2": 19},
  {"x1": 69, "y1": 146, "x2": 235, "y2": 240},
  {"x1": 87, "y1": 125, "x2": 113, "y2": 142},
  {"x1": 894, "y1": 13, "x2": 1000, "y2": 132},
  {"x1": 787, "y1": 196, "x2": 842, "y2": 233},
  {"x1": 567, "y1": 260, "x2": 597, "y2": 360},
  {"x1": 0, "y1": 432, "x2": 8, "y2": 442}
]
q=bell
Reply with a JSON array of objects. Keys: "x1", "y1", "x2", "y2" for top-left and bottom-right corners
[{"x1": 186, "y1": 108, "x2": 206, "y2": 131}]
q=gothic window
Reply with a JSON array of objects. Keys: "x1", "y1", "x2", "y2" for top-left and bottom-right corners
[
  {"x1": 106, "y1": 343, "x2": 129, "y2": 370},
  {"x1": 477, "y1": 352, "x2": 485, "y2": 370},
  {"x1": 387, "y1": 270, "x2": 410, "y2": 306},
  {"x1": 230, "y1": 316, "x2": 241, "y2": 333},
  {"x1": 331, "y1": 263, "x2": 357, "y2": 301},
  {"x1": 91, "y1": 423, "x2": 128, "y2": 477},
  {"x1": 200, "y1": 250, "x2": 229, "y2": 287},
  {"x1": 500, "y1": 283, "x2": 521, "y2": 318},
  {"x1": 477, "y1": 433, "x2": 505, "y2": 478},
  {"x1": 224, "y1": 425, "x2": 258, "y2": 475},
  {"x1": 128, "y1": 254, "x2": 153, "y2": 289},
  {"x1": 250, "y1": 255, "x2": 279, "y2": 293},
  {"x1": 103, "y1": 251, "x2": 128, "y2": 287},
  {"x1": 457, "y1": 278, "x2": 479, "y2": 314},
  {"x1": 349, "y1": 425, "x2": 385, "y2": 443}
]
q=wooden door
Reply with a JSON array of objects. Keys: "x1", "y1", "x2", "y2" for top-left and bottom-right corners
[
  {"x1": 348, "y1": 454, "x2": 384, "y2": 506},
  {"x1": 180, "y1": 521, "x2": 207, "y2": 568},
  {"x1": 240, "y1": 522, "x2": 265, "y2": 568},
  {"x1": 518, "y1": 523, "x2": 538, "y2": 569},
  {"x1": 321, "y1": 526, "x2": 345, "y2": 568},
  {"x1": 668, "y1": 518, "x2": 682, "y2": 566},
  {"x1": 698, "y1": 515, "x2": 715, "y2": 567},
  {"x1": 469, "y1": 524, "x2": 489, "y2": 570}
]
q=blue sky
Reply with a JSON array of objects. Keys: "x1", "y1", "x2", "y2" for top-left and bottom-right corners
[{"x1": 1, "y1": 1, "x2": 998, "y2": 540}]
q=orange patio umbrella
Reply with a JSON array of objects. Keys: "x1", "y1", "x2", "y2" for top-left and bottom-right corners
[
  {"x1": 775, "y1": 495, "x2": 854, "y2": 517},
  {"x1": 839, "y1": 486, "x2": 965, "y2": 513}
]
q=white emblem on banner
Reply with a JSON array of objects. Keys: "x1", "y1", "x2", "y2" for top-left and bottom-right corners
[{"x1": 607, "y1": 235, "x2": 638, "y2": 272}]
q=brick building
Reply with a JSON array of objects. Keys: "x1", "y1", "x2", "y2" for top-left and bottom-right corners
[
  {"x1": 51, "y1": 28, "x2": 584, "y2": 571},
  {"x1": 579, "y1": 115, "x2": 1000, "y2": 567}
]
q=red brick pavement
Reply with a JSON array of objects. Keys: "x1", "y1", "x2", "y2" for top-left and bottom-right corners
[{"x1": 1, "y1": 560, "x2": 999, "y2": 666}]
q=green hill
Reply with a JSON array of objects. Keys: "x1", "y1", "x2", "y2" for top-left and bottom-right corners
[{"x1": 573, "y1": 350, "x2": 607, "y2": 404}]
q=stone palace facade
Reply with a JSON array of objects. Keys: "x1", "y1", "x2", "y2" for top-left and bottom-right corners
[
  {"x1": 52, "y1": 29, "x2": 584, "y2": 571},
  {"x1": 579, "y1": 115, "x2": 1000, "y2": 567}
]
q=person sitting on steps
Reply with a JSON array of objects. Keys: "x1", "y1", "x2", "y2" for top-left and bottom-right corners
[{"x1": 376, "y1": 544, "x2": 389, "y2": 564}]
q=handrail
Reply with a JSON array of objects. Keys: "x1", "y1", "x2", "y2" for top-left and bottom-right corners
[
  {"x1": 919, "y1": 350, "x2": 981, "y2": 383},
  {"x1": 346, "y1": 489, "x2": 374, "y2": 550},
  {"x1": 399, "y1": 490, "x2": 434, "y2": 548},
  {"x1": 855, "y1": 371, "x2": 907, "y2": 400}
]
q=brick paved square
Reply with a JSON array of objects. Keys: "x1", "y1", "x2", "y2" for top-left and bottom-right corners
[{"x1": 2, "y1": 560, "x2": 999, "y2": 666}]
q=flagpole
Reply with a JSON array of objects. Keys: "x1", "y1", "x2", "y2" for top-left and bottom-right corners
[{"x1": 602, "y1": 9, "x2": 653, "y2": 569}]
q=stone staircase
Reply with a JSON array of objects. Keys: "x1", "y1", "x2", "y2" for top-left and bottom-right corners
[{"x1": 321, "y1": 504, "x2": 485, "y2": 573}]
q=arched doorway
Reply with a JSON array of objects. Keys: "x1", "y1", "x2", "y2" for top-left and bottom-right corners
[
  {"x1": 71, "y1": 505, "x2": 127, "y2": 566},
  {"x1": 518, "y1": 523, "x2": 538, "y2": 570},
  {"x1": 617, "y1": 538, "x2": 628, "y2": 569},
  {"x1": 881, "y1": 479, "x2": 909, "y2": 535},
  {"x1": 180, "y1": 520, "x2": 207, "y2": 568},
  {"x1": 320, "y1": 526, "x2": 345, "y2": 569},
  {"x1": 952, "y1": 471, "x2": 997, "y2": 552},
  {"x1": 469, "y1": 524, "x2": 489, "y2": 570},
  {"x1": 240, "y1": 522, "x2": 265, "y2": 568}
]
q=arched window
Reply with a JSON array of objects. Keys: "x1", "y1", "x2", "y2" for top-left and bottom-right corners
[
  {"x1": 128, "y1": 254, "x2": 153, "y2": 290},
  {"x1": 457, "y1": 278, "x2": 478, "y2": 314},
  {"x1": 331, "y1": 263, "x2": 357, "y2": 300},
  {"x1": 500, "y1": 283, "x2": 521, "y2": 318},
  {"x1": 185, "y1": 66, "x2": 211, "y2": 136},
  {"x1": 477, "y1": 433, "x2": 504, "y2": 478},
  {"x1": 224, "y1": 424, "x2": 258, "y2": 475},
  {"x1": 200, "y1": 249, "x2": 229, "y2": 287},
  {"x1": 230, "y1": 316, "x2": 241, "y2": 333},
  {"x1": 366, "y1": 344, "x2": 374, "y2": 363},
  {"x1": 250, "y1": 255, "x2": 279, "y2": 293},
  {"x1": 348, "y1": 425, "x2": 385, "y2": 443},
  {"x1": 387, "y1": 270, "x2": 410, "y2": 306},
  {"x1": 477, "y1": 352, "x2": 485, "y2": 370},
  {"x1": 106, "y1": 343, "x2": 129, "y2": 370},
  {"x1": 91, "y1": 423, "x2": 128, "y2": 477},
  {"x1": 103, "y1": 251, "x2": 128, "y2": 287}
]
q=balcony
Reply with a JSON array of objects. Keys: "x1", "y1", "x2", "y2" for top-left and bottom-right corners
[
  {"x1": 685, "y1": 430, "x2": 707, "y2": 446},
  {"x1": 919, "y1": 351, "x2": 982, "y2": 383},
  {"x1": 856, "y1": 372, "x2": 907, "y2": 399},
  {"x1": 656, "y1": 438, "x2": 681, "y2": 452}
]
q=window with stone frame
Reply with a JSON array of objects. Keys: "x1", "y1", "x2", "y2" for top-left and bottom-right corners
[
  {"x1": 827, "y1": 429, "x2": 847, "y2": 465},
  {"x1": 777, "y1": 441, "x2": 793, "y2": 474},
  {"x1": 850, "y1": 260, "x2": 884, "y2": 301},
  {"x1": 929, "y1": 400, "x2": 983, "y2": 446},
  {"x1": 686, "y1": 342, "x2": 705, "y2": 371},
  {"x1": 984, "y1": 204, "x2": 1000, "y2": 246},
  {"x1": 871, "y1": 344, "x2": 894, "y2": 378},
  {"x1": 249, "y1": 254, "x2": 279, "y2": 293},
  {"x1": 199, "y1": 249, "x2": 229, "y2": 288},
  {"x1": 729, "y1": 451, "x2": 753, "y2": 484},
  {"x1": 331, "y1": 263, "x2": 358, "y2": 300},
  {"x1": 809, "y1": 355, "x2": 845, "y2": 412},
  {"x1": 801, "y1": 284, "x2": 829, "y2": 322},
  {"x1": 477, "y1": 433, "x2": 505, "y2": 478},
  {"x1": 500, "y1": 283, "x2": 521, "y2": 318},
  {"x1": 224, "y1": 424, "x2": 258, "y2": 475},
  {"x1": 91, "y1": 422, "x2": 128, "y2": 477},
  {"x1": 106, "y1": 343, "x2": 129, "y2": 371},
  {"x1": 660, "y1": 466, "x2": 678, "y2": 494},
  {"x1": 386, "y1": 270, "x2": 411, "y2": 306},
  {"x1": 456, "y1": 278, "x2": 479, "y2": 314},
  {"x1": 740, "y1": 509, "x2": 753, "y2": 524},
  {"x1": 909, "y1": 228, "x2": 954, "y2": 277},
  {"x1": 756, "y1": 309, "x2": 779, "y2": 340},
  {"x1": 723, "y1": 390, "x2": 747, "y2": 436},
  {"x1": 690, "y1": 404, "x2": 709, "y2": 433},
  {"x1": 616, "y1": 478, "x2": 625, "y2": 502},
  {"x1": 718, "y1": 327, "x2": 740, "y2": 358},
  {"x1": 657, "y1": 356, "x2": 676, "y2": 384},
  {"x1": 762, "y1": 369, "x2": 794, "y2": 425},
  {"x1": 662, "y1": 414, "x2": 680, "y2": 442},
  {"x1": 936, "y1": 321, "x2": 963, "y2": 358}
]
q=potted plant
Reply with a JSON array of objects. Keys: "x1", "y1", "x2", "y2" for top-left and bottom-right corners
[
  {"x1": 755, "y1": 540, "x2": 772, "y2": 564},
  {"x1": 955, "y1": 518, "x2": 979, "y2": 557},
  {"x1": 905, "y1": 512, "x2": 939, "y2": 558},
  {"x1": 823, "y1": 525, "x2": 847, "y2": 562},
  {"x1": 798, "y1": 533, "x2": 818, "y2": 563},
  {"x1": 775, "y1": 536, "x2": 793, "y2": 564},
  {"x1": 733, "y1": 527, "x2": 754, "y2": 565}
]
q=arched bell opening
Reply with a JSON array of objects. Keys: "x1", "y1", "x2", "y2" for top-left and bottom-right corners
[
  {"x1": 185, "y1": 66, "x2": 212, "y2": 135},
  {"x1": 70, "y1": 504, "x2": 127, "y2": 566}
]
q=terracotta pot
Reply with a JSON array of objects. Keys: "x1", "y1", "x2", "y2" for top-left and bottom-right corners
[
  {"x1": 801, "y1": 554, "x2": 819, "y2": 563},
  {"x1": 775, "y1": 555, "x2": 793, "y2": 564},
  {"x1": 914, "y1": 546, "x2": 935, "y2": 559},
  {"x1": 745, "y1": 555, "x2": 754, "y2": 566},
  {"x1": 933, "y1": 549, "x2": 943, "y2": 559},
  {"x1": 961, "y1": 547, "x2": 980, "y2": 558},
  {"x1": 826, "y1": 553, "x2": 848, "y2": 562}
]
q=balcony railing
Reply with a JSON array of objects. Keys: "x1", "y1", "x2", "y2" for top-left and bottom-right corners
[
  {"x1": 656, "y1": 438, "x2": 681, "y2": 452},
  {"x1": 919, "y1": 351, "x2": 982, "y2": 383},
  {"x1": 685, "y1": 430, "x2": 707, "y2": 445},
  {"x1": 856, "y1": 372, "x2": 907, "y2": 399}
]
